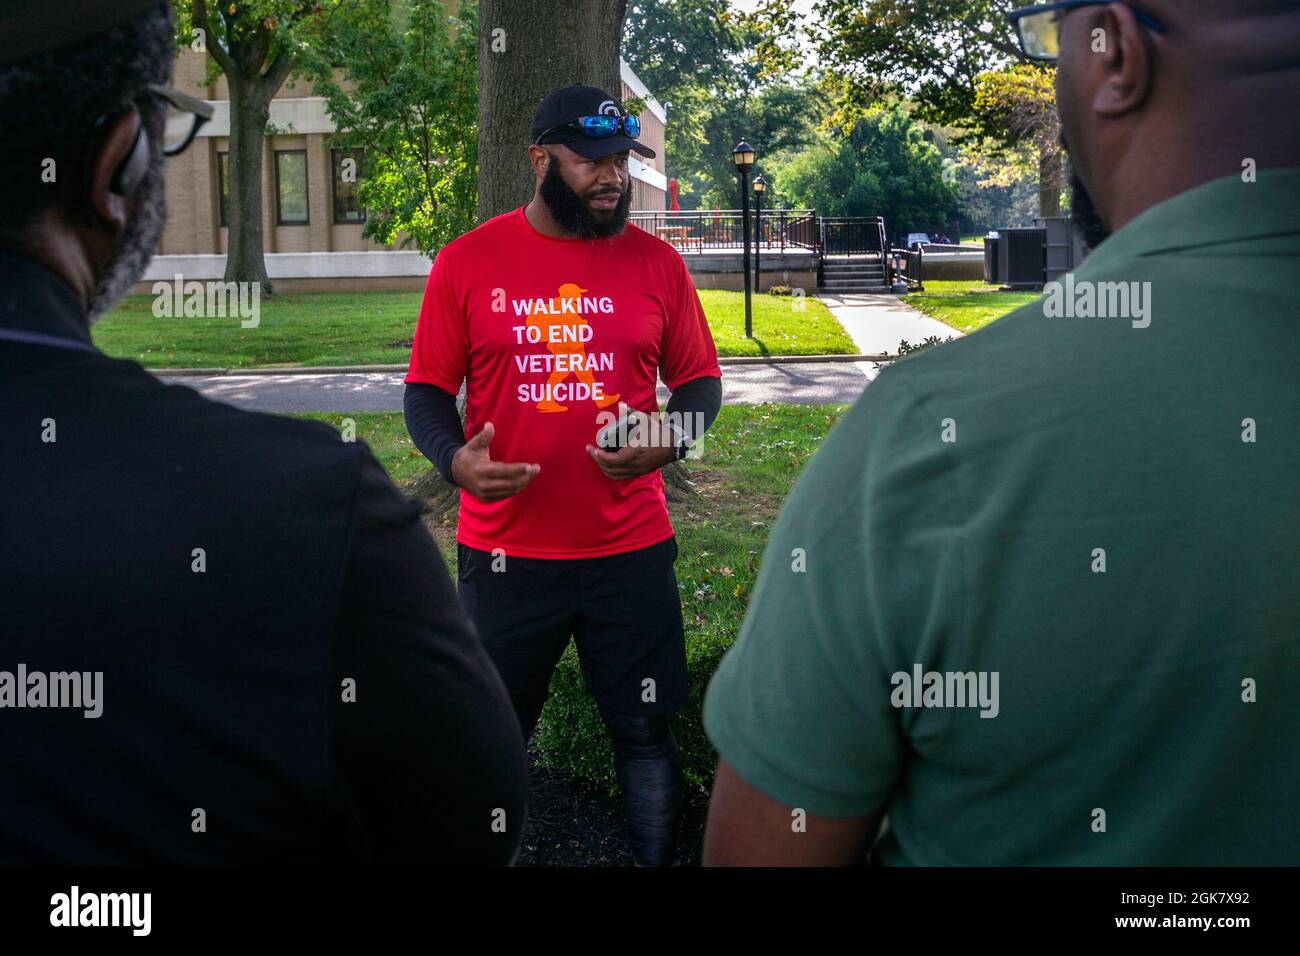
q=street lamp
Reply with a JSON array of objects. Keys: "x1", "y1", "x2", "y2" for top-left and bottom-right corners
[
  {"x1": 752, "y1": 174, "x2": 766, "y2": 295},
  {"x1": 733, "y1": 140, "x2": 755, "y2": 338},
  {"x1": 662, "y1": 101, "x2": 672, "y2": 211}
]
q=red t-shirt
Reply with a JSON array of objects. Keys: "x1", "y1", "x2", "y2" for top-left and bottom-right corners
[{"x1": 406, "y1": 206, "x2": 722, "y2": 559}]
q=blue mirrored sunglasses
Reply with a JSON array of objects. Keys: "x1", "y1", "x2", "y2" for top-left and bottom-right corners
[{"x1": 534, "y1": 114, "x2": 641, "y2": 146}]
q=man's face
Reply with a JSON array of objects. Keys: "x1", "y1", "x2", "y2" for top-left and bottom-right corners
[
  {"x1": 538, "y1": 146, "x2": 632, "y2": 239},
  {"x1": 1054, "y1": 7, "x2": 1112, "y2": 249}
]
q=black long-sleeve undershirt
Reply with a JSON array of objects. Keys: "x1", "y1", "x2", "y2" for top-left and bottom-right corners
[
  {"x1": 403, "y1": 375, "x2": 723, "y2": 485},
  {"x1": 404, "y1": 382, "x2": 467, "y2": 486}
]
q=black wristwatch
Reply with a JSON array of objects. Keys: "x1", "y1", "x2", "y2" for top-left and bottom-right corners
[{"x1": 668, "y1": 422, "x2": 691, "y2": 461}]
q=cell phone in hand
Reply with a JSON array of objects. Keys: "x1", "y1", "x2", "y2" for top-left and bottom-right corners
[{"x1": 596, "y1": 405, "x2": 650, "y2": 451}]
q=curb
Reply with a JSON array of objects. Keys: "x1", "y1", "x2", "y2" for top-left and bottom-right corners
[{"x1": 151, "y1": 353, "x2": 894, "y2": 377}]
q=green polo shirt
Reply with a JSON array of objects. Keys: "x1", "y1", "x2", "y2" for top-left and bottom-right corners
[{"x1": 703, "y1": 168, "x2": 1300, "y2": 865}]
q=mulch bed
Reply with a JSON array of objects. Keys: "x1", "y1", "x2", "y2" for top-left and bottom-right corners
[{"x1": 516, "y1": 737, "x2": 709, "y2": 867}]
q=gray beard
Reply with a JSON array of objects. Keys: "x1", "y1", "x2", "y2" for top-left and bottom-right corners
[{"x1": 87, "y1": 131, "x2": 166, "y2": 323}]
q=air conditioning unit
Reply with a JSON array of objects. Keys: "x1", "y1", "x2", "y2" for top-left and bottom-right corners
[
  {"x1": 1033, "y1": 216, "x2": 1088, "y2": 283},
  {"x1": 997, "y1": 228, "x2": 1046, "y2": 290},
  {"x1": 983, "y1": 232, "x2": 1000, "y2": 284}
]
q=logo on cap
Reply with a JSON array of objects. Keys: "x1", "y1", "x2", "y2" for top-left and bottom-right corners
[{"x1": 597, "y1": 100, "x2": 621, "y2": 117}]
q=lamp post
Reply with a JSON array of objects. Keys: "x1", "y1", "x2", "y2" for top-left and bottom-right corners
[
  {"x1": 733, "y1": 140, "x2": 755, "y2": 338},
  {"x1": 661, "y1": 101, "x2": 672, "y2": 211},
  {"x1": 752, "y1": 174, "x2": 766, "y2": 294}
]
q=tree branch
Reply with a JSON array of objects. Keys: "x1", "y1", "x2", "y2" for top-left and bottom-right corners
[
  {"x1": 193, "y1": 0, "x2": 237, "y2": 76},
  {"x1": 264, "y1": 49, "x2": 297, "y2": 91}
]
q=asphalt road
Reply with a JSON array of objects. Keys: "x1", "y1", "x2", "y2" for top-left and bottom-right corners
[{"x1": 157, "y1": 361, "x2": 880, "y2": 414}]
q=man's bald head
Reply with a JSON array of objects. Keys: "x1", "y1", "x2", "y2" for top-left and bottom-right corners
[{"x1": 1055, "y1": 0, "x2": 1300, "y2": 238}]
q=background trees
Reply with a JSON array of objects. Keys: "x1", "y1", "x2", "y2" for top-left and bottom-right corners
[
  {"x1": 623, "y1": 0, "x2": 820, "y2": 208},
  {"x1": 766, "y1": 110, "x2": 958, "y2": 236},
  {"x1": 176, "y1": 0, "x2": 354, "y2": 291},
  {"x1": 307, "y1": 0, "x2": 478, "y2": 254},
  {"x1": 808, "y1": 0, "x2": 1063, "y2": 217}
]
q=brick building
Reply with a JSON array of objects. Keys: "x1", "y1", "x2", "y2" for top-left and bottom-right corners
[{"x1": 140, "y1": 47, "x2": 668, "y2": 290}]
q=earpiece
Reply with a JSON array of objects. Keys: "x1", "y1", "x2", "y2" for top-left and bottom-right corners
[{"x1": 111, "y1": 123, "x2": 150, "y2": 196}]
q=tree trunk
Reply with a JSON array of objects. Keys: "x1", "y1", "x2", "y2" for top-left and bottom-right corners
[
  {"x1": 476, "y1": 0, "x2": 628, "y2": 223},
  {"x1": 1038, "y1": 149, "x2": 1062, "y2": 219},
  {"x1": 225, "y1": 76, "x2": 275, "y2": 293}
]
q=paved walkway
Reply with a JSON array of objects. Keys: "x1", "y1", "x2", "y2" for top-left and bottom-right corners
[
  {"x1": 156, "y1": 294, "x2": 956, "y2": 414},
  {"x1": 158, "y1": 362, "x2": 874, "y2": 414},
  {"x1": 817, "y1": 292, "x2": 961, "y2": 355}
]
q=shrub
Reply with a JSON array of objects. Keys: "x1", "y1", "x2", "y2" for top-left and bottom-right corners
[
  {"x1": 535, "y1": 618, "x2": 736, "y2": 794},
  {"x1": 766, "y1": 284, "x2": 794, "y2": 296}
]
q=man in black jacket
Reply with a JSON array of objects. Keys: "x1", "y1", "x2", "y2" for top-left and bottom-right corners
[{"x1": 0, "y1": 0, "x2": 527, "y2": 865}]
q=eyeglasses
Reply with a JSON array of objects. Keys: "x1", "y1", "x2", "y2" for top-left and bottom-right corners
[
  {"x1": 533, "y1": 113, "x2": 642, "y2": 146},
  {"x1": 1008, "y1": 1, "x2": 1165, "y2": 63},
  {"x1": 147, "y1": 83, "x2": 215, "y2": 156}
]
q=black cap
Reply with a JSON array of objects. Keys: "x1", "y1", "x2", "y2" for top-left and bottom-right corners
[
  {"x1": 0, "y1": 0, "x2": 162, "y2": 66},
  {"x1": 530, "y1": 83, "x2": 656, "y2": 160}
]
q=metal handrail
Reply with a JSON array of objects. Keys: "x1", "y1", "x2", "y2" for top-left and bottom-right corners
[
  {"x1": 888, "y1": 247, "x2": 924, "y2": 292},
  {"x1": 629, "y1": 209, "x2": 817, "y2": 254}
]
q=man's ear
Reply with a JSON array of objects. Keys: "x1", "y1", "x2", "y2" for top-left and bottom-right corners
[
  {"x1": 528, "y1": 144, "x2": 551, "y2": 179},
  {"x1": 86, "y1": 110, "x2": 144, "y2": 236},
  {"x1": 1090, "y1": 3, "x2": 1155, "y2": 118}
]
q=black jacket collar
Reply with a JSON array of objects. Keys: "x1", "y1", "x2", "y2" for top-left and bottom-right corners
[{"x1": 0, "y1": 251, "x2": 96, "y2": 350}]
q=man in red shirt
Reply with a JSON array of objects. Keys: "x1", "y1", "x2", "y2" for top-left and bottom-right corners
[{"x1": 404, "y1": 84, "x2": 723, "y2": 866}]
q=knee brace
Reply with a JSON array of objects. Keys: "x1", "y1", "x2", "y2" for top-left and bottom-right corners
[{"x1": 600, "y1": 710, "x2": 683, "y2": 866}]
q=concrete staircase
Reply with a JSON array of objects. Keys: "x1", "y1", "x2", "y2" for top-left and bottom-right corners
[{"x1": 820, "y1": 256, "x2": 891, "y2": 293}]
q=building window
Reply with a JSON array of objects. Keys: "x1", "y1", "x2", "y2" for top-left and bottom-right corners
[
  {"x1": 217, "y1": 152, "x2": 229, "y2": 227},
  {"x1": 275, "y1": 150, "x2": 309, "y2": 224},
  {"x1": 331, "y1": 148, "x2": 365, "y2": 223}
]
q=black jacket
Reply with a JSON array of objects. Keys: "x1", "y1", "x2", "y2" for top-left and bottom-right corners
[{"x1": 0, "y1": 252, "x2": 527, "y2": 864}]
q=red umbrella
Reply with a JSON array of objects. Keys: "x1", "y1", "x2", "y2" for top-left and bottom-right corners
[{"x1": 669, "y1": 178, "x2": 680, "y2": 214}]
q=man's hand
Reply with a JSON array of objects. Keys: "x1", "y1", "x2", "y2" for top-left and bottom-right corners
[
  {"x1": 451, "y1": 421, "x2": 540, "y2": 502},
  {"x1": 585, "y1": 407, "x2": 679, "y2": 481}
]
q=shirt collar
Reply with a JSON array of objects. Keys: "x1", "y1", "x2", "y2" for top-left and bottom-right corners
[
  {"x1": 1079, "y1": 166, "x2": 1300, "y2": 276},
  {"x1": 0, "y1": 251, "x2": 96, "y2": 349}
]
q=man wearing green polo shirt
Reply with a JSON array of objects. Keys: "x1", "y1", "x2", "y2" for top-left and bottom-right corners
[{"x1": 703, "y1": 0, "x2": 1299, "y2": 865}]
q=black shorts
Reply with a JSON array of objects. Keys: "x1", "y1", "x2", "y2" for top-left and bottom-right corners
[{"x1": 456, "y1": 535, "x2": 688, "y2": 736}]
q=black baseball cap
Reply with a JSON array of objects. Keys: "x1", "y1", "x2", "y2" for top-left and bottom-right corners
[
  {"x1": 530, "y1": 83, "x2": 656, "y2": 160},
  {"x1": 0, "y1": 0, "x2": 162, "y2": 65}
]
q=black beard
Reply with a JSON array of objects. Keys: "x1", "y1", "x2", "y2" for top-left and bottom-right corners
[
  {"x1": 539, "y1": 157, "x2": 632, "y2": 239},
  {"x1": 1069, "y1": 170, "x2": 1111, "y2": 252}
]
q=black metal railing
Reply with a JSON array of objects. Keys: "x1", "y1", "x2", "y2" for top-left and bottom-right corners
[
  {"x1": 888, "y1": 247, "x2": 924, "y2": 292},
  {"x1": 633, "y1": 210, "x2": 920, "y2": 293},
  {"x1": 819, "y1": 216, "x2": 886, "y2": 256},
  {"x1": 629, "y1": 209, "x2": 817, "y2": 253},
  {"x1": 817, "y1": 216, "x2": 887, "y2": 287}
]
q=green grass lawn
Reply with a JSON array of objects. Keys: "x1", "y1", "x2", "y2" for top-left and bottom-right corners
[
  {"x1": 92, "y1": 288, "x2": 854, "y2": 369},
  {"x1": 697, "y1": 289, "x2": 855, "y2": 357},
  {"x1": 298, "y1": 403, "x2": 849, "y2": 610},
  {"x1": 93, "y1": 291, "x2": 424, "y2": 369},
  {"x1": 903, "y1": 279, "x2": 1041, "y2": 334}
]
